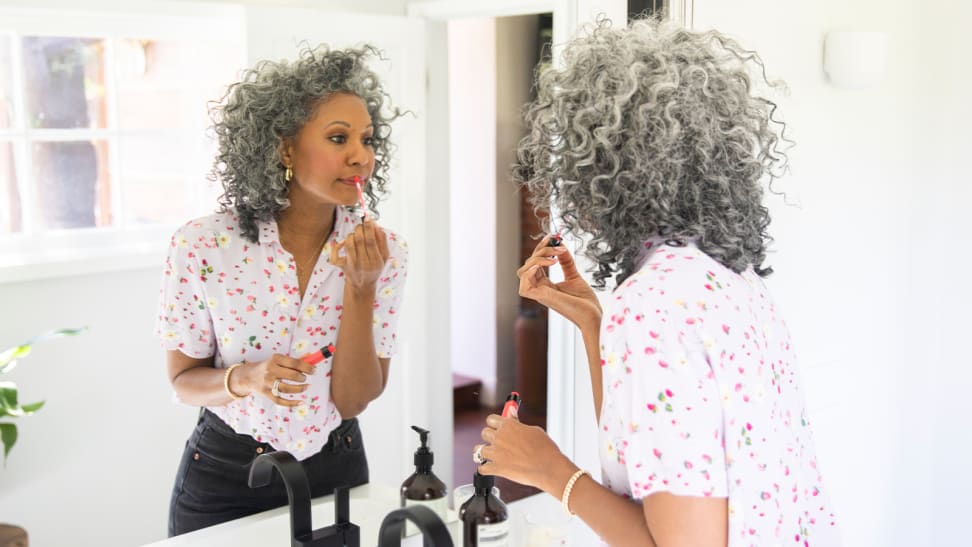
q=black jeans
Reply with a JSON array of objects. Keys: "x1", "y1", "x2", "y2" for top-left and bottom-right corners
[{"x1": 168, "y1": 410, "x2": 369, "y2": 537}]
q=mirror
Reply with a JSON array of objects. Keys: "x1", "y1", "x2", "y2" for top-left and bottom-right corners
[{"x1": 0, "y1": 1, "x2": 599, "y2": 545}]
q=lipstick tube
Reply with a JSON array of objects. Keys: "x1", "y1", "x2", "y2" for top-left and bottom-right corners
[
  {"x1": 301, "y1": 343, "x2": 336, "y2": 366},
  {"x1": 501, "y1": 391, "x2": 521, "y2": 418}
]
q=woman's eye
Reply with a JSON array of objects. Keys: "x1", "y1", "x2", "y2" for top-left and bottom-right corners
[
  {"x1": 363, "y1": 136, "x2": 375, "y2": 147},
  {"x1": 329, "y1": 135, "x2": 347, "y2": 144}
]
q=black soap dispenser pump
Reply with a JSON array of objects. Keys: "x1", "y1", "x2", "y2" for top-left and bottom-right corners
[
  {"x1": 458, "y1": 472, "x2": 509, "y2": 547},
  {"x1": 400, "y1": 425, "x2": 448, "y2": 536}
]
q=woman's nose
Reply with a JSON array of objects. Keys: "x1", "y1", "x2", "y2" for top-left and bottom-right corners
[{"x1": 347, "y1": 142, "x2": 372, "y2": 167}]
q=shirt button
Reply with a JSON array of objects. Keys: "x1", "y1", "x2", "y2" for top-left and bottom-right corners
[
  {"x1": 193, "y1": 452, "x2": 200, "y2": 461},
  {"x1": 256, "y1": 447, "x2": 264, "y2": 454}
]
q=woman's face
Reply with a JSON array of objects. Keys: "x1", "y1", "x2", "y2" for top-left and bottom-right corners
[{"x1": 283, "y1": 92, "x2": 375, "y2": 207}]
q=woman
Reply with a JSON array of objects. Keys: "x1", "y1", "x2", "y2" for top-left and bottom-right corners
[
  {"x1": 475, "y1": 18, "x2": 840, "y2": 546},
  {"x1": 155, "y1": 44, "x2": 407, "y2": 536}
]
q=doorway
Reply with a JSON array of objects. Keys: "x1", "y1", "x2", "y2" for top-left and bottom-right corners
[{"x1": 446, "y1": 12, "x2": 552, "y2": 503}]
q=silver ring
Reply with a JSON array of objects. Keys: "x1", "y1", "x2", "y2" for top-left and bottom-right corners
[
  {"x1": 271, "y1": 379, "x2": 281, "y2": 397},
  {"x1": 473, "y1": 445, "x2": 486, "y2": 465}
]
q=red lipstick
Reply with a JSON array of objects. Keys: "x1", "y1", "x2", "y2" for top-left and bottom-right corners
[
  {"x1": 353, "y1": 176, "x2": 370, "y2": 222},
  {"x1": 301, "y1": 343, "x2": 336, "y2": 366}
]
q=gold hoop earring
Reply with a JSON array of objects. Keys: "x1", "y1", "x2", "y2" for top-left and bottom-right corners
[{"x1": 285, "y1": 166, "x2": 293, "y2": 182}]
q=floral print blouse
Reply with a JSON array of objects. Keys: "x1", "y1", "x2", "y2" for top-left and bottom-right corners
[
  {"x1": 598, "y1": 238, "x2": 840, "y2": 546},
  {"x1": 155, "y1": 206, "x2": 407, "y2": 460}
]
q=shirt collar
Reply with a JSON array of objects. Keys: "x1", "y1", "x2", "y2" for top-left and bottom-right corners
[
  {"x1": 633, "y1": 235, "x2": 697, "y2": 270},
  {"x1": 256, "y1": 205, "x2": 363, "y2": 247}
]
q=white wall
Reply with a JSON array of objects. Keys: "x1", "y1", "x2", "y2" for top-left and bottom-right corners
[
  {"x1": 447, "y1": 17, "x2": 499, "y2": 404},
  {"x1": 206, "y1": 0, "x2": 404, "y2": 13},
  {"x1": 0, "y1": 0, "x2": 406, "y2": 15},
  {"x1": 915, "y1": 2, "x2": 972, "y2": 545},
  {"x1": 0, "y1": 269, "x2": 197, "y2": 546}
]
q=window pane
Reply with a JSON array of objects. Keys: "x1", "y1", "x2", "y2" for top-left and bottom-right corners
[
  {"x1": 0, "y1": 35, "x2": 14, "y2": 129},
  {"x1": 31, "y1": 140, "x2": 110, "y2": 229},
  {"x1": 23, "y1": 37, "x2": 107, "y2": 129},
  {"x1": 116, "y1": 38, "x2": 240, "y2": 130},
  {"x1": 119, "y1": 135, "x2": 200, "y2": 225},
  {"x1": 0, "y1": 141, "x2": 22, "y2": 234}
]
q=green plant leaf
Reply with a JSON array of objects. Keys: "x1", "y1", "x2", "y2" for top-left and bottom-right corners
[
  {"x1": 0, "y1": 422, "x2": 17, "y2": 464},
  {"x1": 0, "y1": 345, "x2": 32, "y2": 374},
  {"x1": 1, "y1": 327, "x2": 87, "y2": 374},
  {"x1": 0, "y1": 327, "x2": 86, "y2": 462},
  {"x1": 0, "y1": 401, "x2": 44, "y2": 418},
  {"x1": 21, "y1": 400, "x2": 44, "y2": 414},
  {"x1": 28, "y1": 327, "x2": 88, "y2": 345},
  {"x1": 0, "y1": 382, "x2": 17, "y2": 410}
]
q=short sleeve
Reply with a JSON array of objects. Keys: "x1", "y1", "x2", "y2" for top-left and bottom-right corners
[
  {"x1": 601, "y1": 289, "x2": 729, "y2": 500},
  {"x1": 372, "y1": 231, "x2": 408, "y2": 358},
  {"x1": 154, "y1": 225, "x2": 216, "y2": 358}
]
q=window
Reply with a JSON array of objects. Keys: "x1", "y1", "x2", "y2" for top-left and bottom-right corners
[{"x1": 0, "y1": 5, "x2": 245, "y2": 280}]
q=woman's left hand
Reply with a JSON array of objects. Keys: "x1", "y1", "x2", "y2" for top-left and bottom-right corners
[
  {"x1": 330, "y1": 220, "x2": 389, "y2": 290},
  {"x1": 476, "y1": 412, "x2": 575, "y2": 494}
]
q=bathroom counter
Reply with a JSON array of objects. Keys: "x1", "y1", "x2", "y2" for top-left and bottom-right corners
[{"x1": 141, "y1": 482, "x2": 600, "y2": 546}]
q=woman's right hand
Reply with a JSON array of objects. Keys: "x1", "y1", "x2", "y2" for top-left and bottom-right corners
[
  {"x1": 240, "y1": 354, "x2": 315, "y2": 407},
  {"x1": 517, "y1": 235, "x2": 602, "y2": 333}
]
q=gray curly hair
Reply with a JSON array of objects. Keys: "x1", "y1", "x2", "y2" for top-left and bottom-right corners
[
  {"x1": 209, "y1": 44, "x2": 402, "y2": 242},
  {"x1": 514, "y1": 17, "x2": 790, "y2": 287}
]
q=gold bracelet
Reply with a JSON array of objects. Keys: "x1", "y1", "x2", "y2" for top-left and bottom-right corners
[
  {"x1": 561, "y1": 469, "x2": 590, "y2": 516},
  {"x1": 223, "y1": 363, "x2": 246, "y2": 400}
]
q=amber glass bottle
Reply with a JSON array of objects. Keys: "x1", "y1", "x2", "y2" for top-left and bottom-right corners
[
  {"x1": 400, "y1": 426, "x2": 448, "y2": 536},
  {"x1": 458, "y1": 472, "x2": 509, "y2": 547}
]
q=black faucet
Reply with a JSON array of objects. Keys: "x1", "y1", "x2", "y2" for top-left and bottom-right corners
[
  {"x1": 249, "y1": 452, "x2": 360, "y2": 547},
  {"x1": 376, "y1": 505, "x2": 454, "y2": 547}
]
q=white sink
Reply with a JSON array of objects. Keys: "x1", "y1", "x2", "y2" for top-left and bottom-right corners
[
  {"x1": 141, "y1": 482, "x2": 599, "y2": 547},
  {"x1": 141, "y1": 483, "x2": 460, "y2": 547}
]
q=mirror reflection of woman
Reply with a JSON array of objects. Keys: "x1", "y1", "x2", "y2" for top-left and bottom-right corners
[
  {"x1": 155, "y1": 45, "x2": 407, "y2": 537},
  {"x1": 475, "y1": 18, "x2": 841, "y2": 546}
]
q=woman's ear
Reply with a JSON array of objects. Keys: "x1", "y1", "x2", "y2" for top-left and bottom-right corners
[{"x1": 278, "y1": 138, "x2": 293, "y2": 168}]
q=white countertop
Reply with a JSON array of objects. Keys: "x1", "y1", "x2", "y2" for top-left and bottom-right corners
[{"x1": 141, "y1": 482, "x2": 600, "y2": 546}]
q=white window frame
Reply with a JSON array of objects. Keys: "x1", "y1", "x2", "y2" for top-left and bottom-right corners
[{"x1": 0, "y1": 3, "x2": 245, "y2": 284}]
